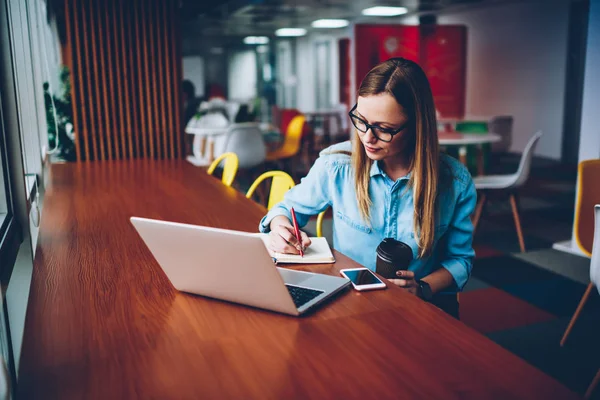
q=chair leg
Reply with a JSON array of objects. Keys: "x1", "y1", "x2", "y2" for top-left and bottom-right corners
[
  {"x1": 560, "y1": 282, "x2": 595, "y2": 347},
  {"x1": 509, "y1": 193, "x2": 526, "y2": 252},
  {"x1": 472, "y1": 192, "x2": 486, "y2": 233},
  {"x1": 585, "y1": 368, "x2": 600, "y2": 399}
]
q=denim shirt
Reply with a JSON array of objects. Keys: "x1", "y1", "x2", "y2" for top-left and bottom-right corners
[{"x1": 259, "y1": 141, "x2": 477, "y2": 291}]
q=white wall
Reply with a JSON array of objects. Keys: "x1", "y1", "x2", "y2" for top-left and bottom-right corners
[
  {"x1": 578, "y1": 0, "x2": 600, "y2": 162},
  {"x1": 295, "y1": 29, "x2": 351, "y2": 112},
  {"x1": 437, "y1": 0, "x2": 571, "y2": 160},
  {"x1": 228, "y1": 50, "x2": 257, "y2": 102},
  {"x1": 183, "y1": 56, "x2": 205, "y2": 97}
]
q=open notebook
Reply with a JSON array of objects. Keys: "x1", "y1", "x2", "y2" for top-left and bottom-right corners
[{"x1": 258, "y1": 234, "x2": 335, "y2": 264}]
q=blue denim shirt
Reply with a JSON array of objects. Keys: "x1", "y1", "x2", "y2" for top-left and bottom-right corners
[{"x1": 259, "y1": 141, "x2": 477, "y2": 291}]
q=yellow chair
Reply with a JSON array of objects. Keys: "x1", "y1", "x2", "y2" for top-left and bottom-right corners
[
  {"x1": 246, "y1": 171, "x2": 295, "y2": 210},
  {"x1": 266, "y1": 115, "x2": 305, "y2": 162},
  {"x1": 316, "y1": 210, "x2": 326, "y2": 237},
  {"x1": 206, "y1": 152, "x2": 239, "y2": 187},
  {"x1": 560, "y1": 159, "x2": 600, "y2": 347}
]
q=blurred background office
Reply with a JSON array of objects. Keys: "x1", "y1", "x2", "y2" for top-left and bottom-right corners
[{"x1": 1, "y1": 0, "x2": 600, "y2": 398}]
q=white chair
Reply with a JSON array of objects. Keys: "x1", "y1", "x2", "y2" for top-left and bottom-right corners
[
  {"x1": 471, "y1": 131, "x2": 543, "y2": 252},
  {"x1": 222, "y1": 123, "x2": 266, "y2": 169}
]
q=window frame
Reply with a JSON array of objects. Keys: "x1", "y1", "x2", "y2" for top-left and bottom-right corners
[{"x1": 0, "y1": 54, "x2": 23, "y2": 294}]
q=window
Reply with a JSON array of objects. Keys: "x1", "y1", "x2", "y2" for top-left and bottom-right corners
[
  {"x1": 0, "y1": 81, "x2": 20, "y2": 284},
  {"x1": 0, "y1": 124, "x2": 7, "y2": 228},
  {"x1": 0, "y1": 0, "x2": 49, "y2": 392}
]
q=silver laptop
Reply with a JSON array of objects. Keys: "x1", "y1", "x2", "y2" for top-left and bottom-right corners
[{"x1": 130, "y1": 217, "x2": 351, "y2": 316}]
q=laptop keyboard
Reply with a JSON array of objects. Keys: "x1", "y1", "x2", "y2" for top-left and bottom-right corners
[{"x1": 285, "y1": 285, "x2": 324, "y2": 309}]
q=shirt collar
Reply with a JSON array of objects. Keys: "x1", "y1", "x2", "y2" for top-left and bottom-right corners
[
  {"x1": 370, "y1": 160, "x2": 384, "y2": 177},
  {"x1": 370, "y1": 160, "x2": 412, "y2": 181}
]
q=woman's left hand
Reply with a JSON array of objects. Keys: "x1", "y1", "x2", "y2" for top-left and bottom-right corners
[{"x1": 388, "y1": 270, "x2": 418, "y2": 295}]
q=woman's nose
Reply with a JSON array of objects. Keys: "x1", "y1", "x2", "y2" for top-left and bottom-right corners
[{"x1": 364, "y1": 128, "x2": 378, "y2": 144}]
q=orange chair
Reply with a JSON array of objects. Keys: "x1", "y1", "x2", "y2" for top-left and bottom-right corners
[
  {"x1": 560, "y1": 160, "x2": 600, "y2": 347},
  {"x1": 278, "y1": 108, "x2": 302, "y2": 137},
  {"x1": 266, "y1": 115, "x2": 305, "y2": 163}
]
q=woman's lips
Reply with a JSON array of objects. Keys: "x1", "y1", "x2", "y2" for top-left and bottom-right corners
[{"x1": 365, "y1": 145, "x2": 381, "y2": 153}]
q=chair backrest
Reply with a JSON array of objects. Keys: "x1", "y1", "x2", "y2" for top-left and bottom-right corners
[
  {"x1": 591, "y1": 205, "x2": 600, "y2": 293},
  {"x1": 223, "y1": 124, "x2": 266, "y2": 169},
  {"x1": 279, "y1": 108, "x2": 301, "y2": 136},
  {"x1": 279, "y1": 115, "x2": 305, "y2": 156},
  {"x1": 207, "y1": 152, "x2": 239, "y2": 187},
  {"x1": 512, "y1": 131, "x2": 543, "y2": 187},
  {"x1": 489, "y1": 116, "x2": 513, "y2": 153},
  {"x1": 316, "y1": 210, "x2": 326, "y2": 237},
  {"x1": 246, "y1": 171, "x2": 295, "y2": 210},
  {"x1": 574, "y1": 160, "x2": 600, "y2": 255}
]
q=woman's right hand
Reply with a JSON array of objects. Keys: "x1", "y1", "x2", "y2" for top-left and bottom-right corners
[{"x1": 268, "y1": 215, "x2": 312, "y2": 254}]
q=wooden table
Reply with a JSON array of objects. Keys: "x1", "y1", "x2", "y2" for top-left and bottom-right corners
[{"x1": 18, "y1": 160, "x2": 578, "y2": 399}]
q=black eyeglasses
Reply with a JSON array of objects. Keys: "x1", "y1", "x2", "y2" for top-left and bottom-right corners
[{"x1": 348, "y1": 104, "x2": 409, "y2": 143}]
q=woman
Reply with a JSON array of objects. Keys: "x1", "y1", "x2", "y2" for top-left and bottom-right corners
[{"x1": 259, "y1": 58, "x2": 476, "y2": 318}]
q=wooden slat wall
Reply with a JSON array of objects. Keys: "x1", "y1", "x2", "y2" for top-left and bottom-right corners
[{"x1": 64, "y1": 0, "x2": 182, "y2": 161}]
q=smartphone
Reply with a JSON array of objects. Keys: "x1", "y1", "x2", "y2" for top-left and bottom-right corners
[{"x1": 340, "y1": 268, "x2": 386, "y2": 291}]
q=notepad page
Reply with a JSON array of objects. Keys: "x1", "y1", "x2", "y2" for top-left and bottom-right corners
[{"x1": 258, "y1": 234, "x2": 335, "y2": 264}]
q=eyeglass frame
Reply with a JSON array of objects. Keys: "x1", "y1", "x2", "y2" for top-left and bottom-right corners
[{"x1": 348, "y1": 103, "x2": 410, "y2": 143}]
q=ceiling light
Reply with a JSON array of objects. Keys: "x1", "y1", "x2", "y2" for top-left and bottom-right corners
[
  {"x1": 275, "y1": 28, "x2": 307, "y2": 37},
  {"x1": 243, "y1": 36, "x2": 269, "y2": 45},
  {"x1": 311, "y1": 19, "x2": 349, "y2": 29},
  {"x1": 361, "y1": 6, "x2": 408, "y2": 17}
]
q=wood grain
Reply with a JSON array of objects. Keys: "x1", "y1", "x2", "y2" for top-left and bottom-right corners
[{"x1": 18, "y1": 161, "x2": 578, "y2": 399}]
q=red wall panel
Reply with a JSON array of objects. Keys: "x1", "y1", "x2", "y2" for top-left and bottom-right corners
[
  {"x1": 338, "y1": 38, "x2": 351, "y2": 108},
  {"x1": 354, "y1": 24, "x2": 466, "y2": 118},
  {"x1": 420, "y1": 26, "x2": 467, "y2": 118}
]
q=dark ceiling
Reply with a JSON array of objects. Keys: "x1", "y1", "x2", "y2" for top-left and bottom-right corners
[
  {"x1": 179, "y1": 0, "x2": 518, "y2": 37},
  {"x1": 180, "y1": 0, "x2": 540, "y2": 46}
]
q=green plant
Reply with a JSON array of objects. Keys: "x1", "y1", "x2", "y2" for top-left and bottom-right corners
[{"x1": 44, "y1": 65, "x2": 76, "y2": 161}]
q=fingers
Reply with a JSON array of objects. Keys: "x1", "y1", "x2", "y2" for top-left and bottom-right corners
[
  {"x1": 279, "y1": 225, "x2": 311, "y2": 252},
  {"x1": 300, "y1": 231, "x2": 312, "y2": 248},
  {"x1": 388, "y1": 279, "x2": 406, "y2": 287},
  {"x1": 268, "y1": 230, "x2": 300, "y2": 254},
  {"x1": 395, "y1": 270, "x2": 415, "y2": 279},
  {"x1": 393, "y1": 271, "x2": 416, "y2": 289},
  {"x1": 388, "y1": 278, "x2": 417, "y2": 287},
  {"x1": 269, "y1": 225, "x2": 313, "y2": 254}
]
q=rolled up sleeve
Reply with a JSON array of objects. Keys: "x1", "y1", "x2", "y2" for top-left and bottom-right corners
[
  {"x1": 259, "y1": 156, "x2": 331, "y2": 233},
  {"x1": 440, "y1": 177, "x2": 477, "y2": 291}
]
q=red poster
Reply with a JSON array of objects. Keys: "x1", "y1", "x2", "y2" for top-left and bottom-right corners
[
  {"x1": 420, "y1": 26, "x2": 467, "y2": 118},
  {"x1": 354, "y1": 24, "x2": 466, "y2": 118}
]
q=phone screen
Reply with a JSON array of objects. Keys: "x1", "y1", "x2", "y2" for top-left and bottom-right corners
[{"x1": 343, "y1": 269, "x2": 383, "y2": 286}]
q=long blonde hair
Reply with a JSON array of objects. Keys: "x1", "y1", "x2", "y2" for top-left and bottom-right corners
[{"x1": 353, "y1": 58, "x2": 439, "y2": 258}]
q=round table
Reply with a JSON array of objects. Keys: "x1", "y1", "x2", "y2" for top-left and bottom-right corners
[
  {"x1": 438, "y1": 132, "x2": 502, "y2": 176},
  {"x1": 185, "y1": 127, "x2": 229, "y2": 166}
]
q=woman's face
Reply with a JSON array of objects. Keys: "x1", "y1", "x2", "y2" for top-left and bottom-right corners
[{"x1": 354, "y1": 94, "x2": 410, "y2": 162}]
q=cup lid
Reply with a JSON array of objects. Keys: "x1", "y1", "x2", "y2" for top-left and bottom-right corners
[{"x1": 376, "y1": 238, "x2": 413, "y2": 263}]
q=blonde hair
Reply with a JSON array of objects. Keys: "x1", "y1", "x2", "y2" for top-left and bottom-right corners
[{"x1": 352, "y1": 58, "x2": 439, "y2": 258}]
